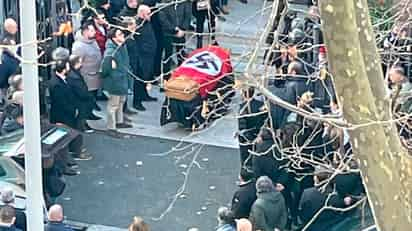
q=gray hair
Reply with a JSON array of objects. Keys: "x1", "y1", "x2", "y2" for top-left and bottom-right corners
[
  {"x1": 256, "y1": 176, "x2": 274, "y2": 193},
  {"x1": 217, "y1": 206, "x2": 234, "y2": 225},
  {"x1": 0, "y1": 187, "x2": 15, "y2": 204}
]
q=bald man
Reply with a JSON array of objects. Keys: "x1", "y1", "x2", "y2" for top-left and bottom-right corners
[
  {"x1": 4, "y1": 18, "x2": 18, "y2": 35},
  {"x1": 1, "y1": 18, "x2": 18, "y2": 43},
  {"x1": 45, "y1": 204, "x2": 74, "y2": 231}
]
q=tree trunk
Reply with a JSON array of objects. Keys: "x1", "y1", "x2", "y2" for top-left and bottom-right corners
[
  {"x1": 319, "y1": 1, "x2": 412, "y2": 230},
  {"x1": 353, "y1": 0, "x2": 406, "y2": 156}
]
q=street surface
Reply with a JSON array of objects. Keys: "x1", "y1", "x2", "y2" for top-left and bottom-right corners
[
  {"x1": 58, "y1": 133, "x2": 239, "y2": 230},
  {"x1": 60, "y1": 1, "x2": 269, "y2": 230}
]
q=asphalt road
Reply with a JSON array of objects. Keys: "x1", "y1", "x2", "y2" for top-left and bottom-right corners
[{"x1": 58, "y1": 132, "x2": 240, "y2": 230}]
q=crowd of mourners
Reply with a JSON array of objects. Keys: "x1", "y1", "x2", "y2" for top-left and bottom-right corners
[{"x1": 0, "y1": 0, "x2": 411, "y2": 230}]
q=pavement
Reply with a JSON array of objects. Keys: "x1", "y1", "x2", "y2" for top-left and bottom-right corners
[
  {"x1": 58, "y1": 133, "x2": 240, "y2": 231},
  {"x1": 88, "y1": 0, "x2": 272, "y2": 149},
  {"x1": 64, "y1": 1, "x2": 268, "y2": 230}
]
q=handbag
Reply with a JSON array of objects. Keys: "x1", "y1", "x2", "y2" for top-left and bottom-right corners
[
  {"x1": 196, "y1": 0, "x2": 210, "y2": 11},
  {"x1": 165, "y1": 76, "x2": 200, "y2": 101}
]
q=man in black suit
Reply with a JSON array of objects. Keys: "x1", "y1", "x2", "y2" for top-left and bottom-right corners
[
  {"x1": 49, "y1": 47, "x2": 92, "y2": 161},
  {"x1": 230, "y1": 168, "x2": 257, "y2": 219}
]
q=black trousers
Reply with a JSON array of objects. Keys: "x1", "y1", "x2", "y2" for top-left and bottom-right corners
[
  {"x1": 162, "y1": 36, "x2": 187, "y2": 81},
  {"x1": 152, "y1": 13, "x2": 164, "y2": 80},
  {"x1": 68, "y1": 118, "x2": 84, "y2": 156},
  {"x1": 193, "y1": 6, "x2": 219, "y2": 48},
  {"x1": 133, "y1": 79, "x2": 149, "y2": 105}
]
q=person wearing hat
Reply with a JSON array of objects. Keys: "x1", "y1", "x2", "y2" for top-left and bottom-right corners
[
  {"x1": 0, "y1": 188, "x2": 26, "y2": 231},
  {"x1": 249, "y1": 176, "x2": 287, "y2": 231}
]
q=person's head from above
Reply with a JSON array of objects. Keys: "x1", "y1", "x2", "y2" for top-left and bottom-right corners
[
  {"x1": 217, "y1": 206, "x2": 234, "y2": 226},
  {"x1": 52, "y1": 47, "x2": 70, "y2": 75},
  {"x1": 313, "y1": 166, "x2": 331, "y2": 186},
  {"x1": 96, "y1": 0, "x2": 110, "y2": 10},
  {"x1": 8, "y1": 74, "x2": 23, "y2": 92},
  {"x1": 138, "y1": 4, "x2": 151, "y2": 20},
  {"x1": 239, "y1": 167, "x2": 255, "y2": 183},
  {"x1": 389, "y1": 65, "x2": 407, "y2": 84},
  {"x1": 69, "y1": 55, "x2": 82, "y2": 71},
  {"x1": 93, "y1": 9, "x2": 108, "y2": 26},
  {"x1": 108, "y1": 28, "x2": 126, "y2": 45},
  {"x1": 308, "y1": 6, "x2": 320, "y2": 20},
  {"x1": 127, "y1": 0, "x2": 139, "y2": 9},
  {"x1": 236, "y1": 218, "x2": 252, "y2": 231},
  {"x1": 128, "y1": 216, "x2": 150, "y2": 231},
  {"x1": 123, "y1": 17, "x2": 137, "y2": 32},
  {"x1": 0, "y1": 206, "x2": 16, "y2": 226},
  {"x1": 287, "y1": 61, "x2": 304, "y2": 76},
  {"x1": 4, "y1": 18, "x2": 18, "y2": 35},
  {"x1": 48, "y1": 204, "x2": 64, "y2": 222},
  {"x1": 0, "y1": 187, "x2": 15, "y2": 205},
  {"x1": 256, "y1": 176, "x2": 274, "y2": 193},
  {"x1": 241, "y1": 87, "x2": 255, "y2": 100},
  {"x1": 81, "y1": 20, "x2": 96, "y2": 40},
  {"x1": 4, "y1": 103, "x2": 24, "y2": 125}
]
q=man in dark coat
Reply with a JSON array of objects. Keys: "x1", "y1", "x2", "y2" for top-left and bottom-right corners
[
  {"x1": 249, "y1": 176, "x2": 288, "y2": 231},
  {"x1": 120, "y1": 4, "x2": 157, "y2": 111},
  {"x1": 0, "y1": 188, "x2": 26, "y2": 231},
  {"x1": 67, "y1": 55, "x2": 101, "y2": 132},
  {"x1": 49, "y1": 47, "x2": 91, "y2": 160},
  {"x1": 0, "y1": 38, "x2": 20, "y2": 105},
  {"x1": 237, "y1": 88, "x2": 267, "y2": 167},
  {"x1": 231, "y1": 168, "x2": 257, "y2": 219},
  {"x1": 45, "y1": 205, "x2": 74, "y2": 231},
  {"x1": 158, "y1": 0, "x2": 188, "y2": 80},
  {"x1": 299, "y1": 169, "x2": 347, "y2": 231}
]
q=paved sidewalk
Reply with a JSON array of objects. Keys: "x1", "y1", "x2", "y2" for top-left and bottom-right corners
[
  {"x1": 89, "y1": 88, "x2": 240, "y2": 149},
  {"x1": 89, "y1": 0, "x2": 271, "y2": 149}
]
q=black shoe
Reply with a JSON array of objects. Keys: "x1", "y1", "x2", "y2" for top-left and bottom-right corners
[
  {"x1": 116, "y1": 123, "x2": 133, "y2": 129},
  {"x1": 124, "y1": 107, "x2": 138, "y2": 115},
  {"x1": 94, "y1": 104, "x2": 102, "y2": 111},
  {"x1": 133, "y1": 103, "x2": 146, "y2": 111},
  {"x1": 217, "y1": 15, "x2": 226, "y2": 22},
  {"x1": 88, "y1": 113, "x2": 102, "y2": 120},
  {"x1": 96, "y1": 94, "x2": 108, "y2": 101},
  {"x1": 83, "y1": 123, "x2": 95, "y2": 133},
  {"x1": 142, "y1": 96, "x2": 158, "y2": 102},
  {"x1": 67, "y1": 160, "x2": 78, "y2": 167},
  {"x1": 63, "y1": 168, "x2": 80, "y2": 176},
  {"x1": 106, "y1": 129, "x2": 119, "y2": 138}
]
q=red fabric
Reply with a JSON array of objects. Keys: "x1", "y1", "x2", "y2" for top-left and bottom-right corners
[
  {"x1": 172, "y1": 46, "x2": 233, "y2": 98},
  {"x1": 95, "y1": 26, "x2": 107, "y2": 55},
  {"x1": 319, "y1": 45, "x2": 327, "y2": 54}
]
